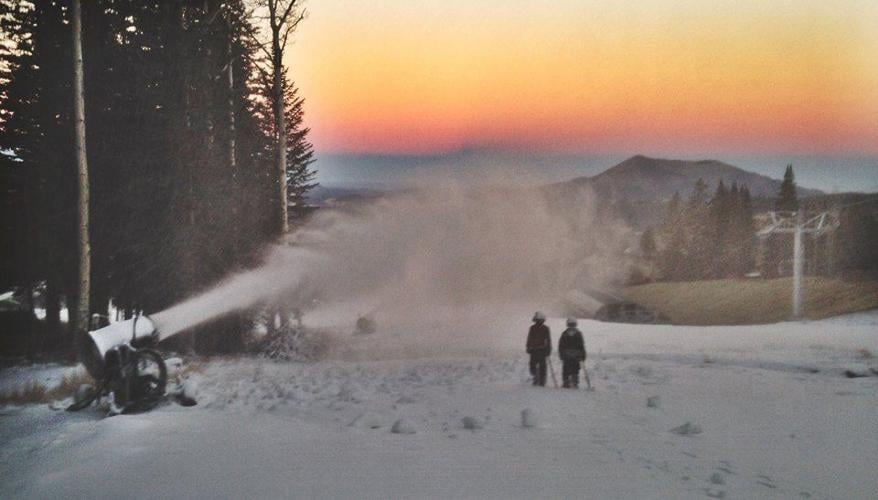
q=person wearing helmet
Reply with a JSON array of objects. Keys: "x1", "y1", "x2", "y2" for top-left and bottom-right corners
[
  {"x1": 558, "y1": 317, "x2": 586, "y2": 388},
  {"x1": 526, "y1": 311, "x2": 551, "y2": 386}
]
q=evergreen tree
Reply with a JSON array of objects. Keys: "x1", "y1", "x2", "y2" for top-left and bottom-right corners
[
  {"x1": 0, "y1": 0, "x2": 77, "y2": 347},
  {"x1": 776, "y1": 164, "x2": 798, "y2": 212},
  {"x1": 735, "y1": 185, "x2": 756, "y2": 276},
  {"x1": 640, "y1": 228, "x2": 657, "y2": 258},
  {"x1": 660, "y1": 224, "x2": 688, "y2": 281},
  {"x1": 639, "y1": 227, "x2": 657, "y2": 279},
  {"x1": 663, "y1": 191, "x2": 683, "y2": 231},
  {"x1": 686, "y1": 178, "x2": 712, "y2": 280},
  {"x1": 709, "y1": 180, "x2": 730, "y2": 278},
  {"x1": 283, "y1": 79, "x2": 317, "y2": 222},
  {"x1": 0, "y1": 0, "x2": 314, "y2": 356},
  {"x1": 834, "y1": 202, "x2": 878, "y2": 274}
]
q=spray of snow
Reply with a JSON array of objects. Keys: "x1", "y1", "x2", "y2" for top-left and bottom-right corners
[
  {"x1": 150, "y1": 173, "x2": 629, "y2": 353},
  {"x1": 151, "y1": 248, "x2": 323, "y2": 339}
]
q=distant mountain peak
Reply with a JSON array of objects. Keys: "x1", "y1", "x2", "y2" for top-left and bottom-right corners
[
  {"x1": 549, "y1": 155, "x2": 823, "y2": 230},
  {"x1": 568, "y1": 155, "x2": 822, "y2": 201}
]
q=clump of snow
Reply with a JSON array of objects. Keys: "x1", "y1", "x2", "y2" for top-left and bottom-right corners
[
  {"x1": 646, "y1": 395, "x2": 661, "y2": 408},
  {"x1": 521, "y1": 408, "x2": 538, "y2": 428},
  {"x1": 841, "y1": 365, "x2": 874, "y2": 378},
  {"x1": 461, "y1": 416, "x2": 483, "y2": 430},
  {"x1": 181, "y1": 379, "x2": 199, "y2": 400},
  {"x1": 670, "y1": 422, "x2": 703, "y2": 436},
  {"x1": 72, "y1": 384, "x2": 94, "y2": 406},
  {"x1": 165, "y1": 357, "x2": 185, "y2": 378},
  {"x1": 335, "y1": 382, "x2": 362, "y2": 403},
  {"x1": 350, "y1": 412, "x2": 386, "y2": 430},
  {"x1": 391, "y1": 418, "x2": 417, "y2": 435}
]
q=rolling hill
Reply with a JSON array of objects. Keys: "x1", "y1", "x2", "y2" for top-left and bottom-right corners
[
  {"x1": 564, "y1": 155, "x2": 823, "y2": 202},
  {"x1": 549, "y1": 155, "x2": 824, "y2": 228}
]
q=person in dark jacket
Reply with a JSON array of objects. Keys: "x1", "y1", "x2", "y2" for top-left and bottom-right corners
[
  {"x1": 526, "y1": 311, "x2": 551, "y2": 386},
  {"x1": 558, "y1": 317, "x2": 586, "y2": 388}
]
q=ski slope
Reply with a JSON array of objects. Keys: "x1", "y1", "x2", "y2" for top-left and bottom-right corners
[{"x1": 1, "y1": 312, "x2": 877, "y2": 499}]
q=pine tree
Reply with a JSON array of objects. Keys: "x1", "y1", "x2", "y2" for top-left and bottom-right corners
[
  {"x1": 639, "y1": 227, "x2": 657, "y2": 279},
  {"x1": 640, "y1": 228, "x2": 657, "y2": 258},
  {"x1": 283, "y1": 78, "x2": 317, "y2": 223},
  {"x1": 0, "y1": 0, "x2": 77, "y2": 347},
  {"x1": 686, "y1": 178, "x2": 712, "y2": 280},
  {"x1": 709, "y1": 180, "x2": 730, "y2": 278},
  {"x1": 776, "y1": 164, "x2": 798, "y2": 212},
  {"x1": 737, "y1": 185, "x2": 756, "y2": 275},
  {"x1": 664, "y1": 191, "x2": 683, "y2": 230},
  {"x1": 660, "y1": 224, "x2": 688, "y2": 281},
  {"x1": 0, "y1": 0, "x2": 313, "y2": 356}
]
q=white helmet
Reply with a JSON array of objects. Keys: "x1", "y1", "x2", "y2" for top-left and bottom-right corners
[
  {"x1": 532, "y1": 311, "x2": 546, "y2": 322},
  {"x1": 566, "y1": 317, "x2": 578, "y2": 327}
]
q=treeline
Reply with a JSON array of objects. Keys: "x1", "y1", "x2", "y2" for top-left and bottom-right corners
[
  {"x1": 0, "y1": 1, "x2": 315, "y2": 356},
  {"x1": 642, "y1": 166, "x2": 878, "y2": 283},
  {"x1": 649, "y1": 178, "x2": 756, "y2": 281}
]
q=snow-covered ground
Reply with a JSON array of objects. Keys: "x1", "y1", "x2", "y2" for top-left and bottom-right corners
[{"x1": 2, "y1": 311, "x2": 877, "y2": 499}]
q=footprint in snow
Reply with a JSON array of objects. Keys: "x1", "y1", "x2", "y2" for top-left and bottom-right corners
[{"x1": 755, "y1": 474, "x2": 777, "y2": 489}]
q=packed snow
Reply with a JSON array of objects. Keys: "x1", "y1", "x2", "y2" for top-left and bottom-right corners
[{"x1": 2, "y1": 311, "x2": 877, "y2": 499}]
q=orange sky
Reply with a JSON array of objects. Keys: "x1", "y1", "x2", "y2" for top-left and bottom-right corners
[{"x1": 285, "y1": 0, "x2": 878, "y2": 155}]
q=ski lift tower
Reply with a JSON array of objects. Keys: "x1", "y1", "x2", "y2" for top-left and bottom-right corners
[{"x1": 757, "y1": 211, "x2": 835, "y2": 319}]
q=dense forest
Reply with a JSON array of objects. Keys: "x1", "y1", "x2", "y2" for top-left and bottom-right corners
[
  {"x1": 0, "y1": 0, "x2": 316, "y2": 356},
  {"x1": 654, "y1": 178, "x2": 756, "y2": 282},
  {"x1": 645, "y1": 167, "x2": 878, "y2": 283}
]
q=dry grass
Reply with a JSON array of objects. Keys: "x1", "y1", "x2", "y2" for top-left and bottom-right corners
[
  {"x1": 0, "y1": 368, "x2": 94, "y2": 406},
  {"x1": 178, "y1": 360, "x2": 205, "y2": 377},
  {"x1": 621, "y1": 277, "x2": 878, "y2": 325}
]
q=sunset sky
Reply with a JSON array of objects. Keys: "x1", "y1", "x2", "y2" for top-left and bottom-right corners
[{"x1": 285, "y1": 0, "x2": 878, "y2": 157}]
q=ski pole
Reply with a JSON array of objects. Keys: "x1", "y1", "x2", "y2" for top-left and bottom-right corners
[
  {"x1": 547, "y1": 357, "x2": 559, "y2": 388},
  {"x1": 583, "y1": 366, "x2": 593, "y2": 390}
]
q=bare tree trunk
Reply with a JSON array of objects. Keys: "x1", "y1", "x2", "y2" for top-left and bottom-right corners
[
  {"x1": 272, "y1": 40, "x2": 288, "y2": 234},
  {"x1": 265, "y1": 0, "x2": 302, "y2": 236},
  {"x1": 25, "y1": 282, "x2": 37, "y2": 360},
  {"x1": 72, "y1": 0, "x2": 91, "y2": 335},
  {"x1": 228, "y1": 38, "x2": 236, "y2": 173}
]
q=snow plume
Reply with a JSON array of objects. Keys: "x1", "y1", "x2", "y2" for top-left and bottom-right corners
[
  {"x1": 150, "y1": 247, "x2": 324, "y2": 340},
  {"x1": 151, "y1": 174, "x2": 629, "y2": 353}
]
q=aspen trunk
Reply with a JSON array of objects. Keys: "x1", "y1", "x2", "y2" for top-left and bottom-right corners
[
  {"x1": 72, "y1": 0, "x2": 91, "y2": 334},
  {"x1": 272, "y1": 41, "x2": 288, "y2": 234},
  {"x1": 228, "y1": 39, "x2": 236, "y2": 172}
]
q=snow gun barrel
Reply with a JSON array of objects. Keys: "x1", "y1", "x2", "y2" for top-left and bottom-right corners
[{"x1": 79, "y1": 316, "x2": 159, "y2": 379}]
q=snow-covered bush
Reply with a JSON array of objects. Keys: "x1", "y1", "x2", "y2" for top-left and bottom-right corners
[{"x1": 391, "y1": 418, "x2": 417, "y2": 434}]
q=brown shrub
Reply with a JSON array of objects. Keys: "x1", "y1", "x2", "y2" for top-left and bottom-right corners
[{"x1": 0, "y1": 368, "x2": 94, "y2": 406}]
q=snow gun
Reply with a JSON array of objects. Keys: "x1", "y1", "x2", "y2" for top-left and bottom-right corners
[{"x1": 72, "y1": 315, "x2": 167, "y2": 413}]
